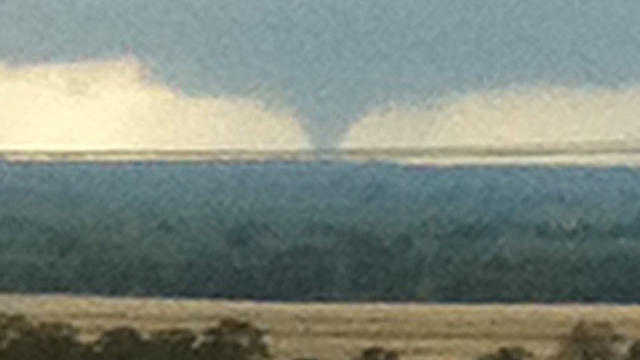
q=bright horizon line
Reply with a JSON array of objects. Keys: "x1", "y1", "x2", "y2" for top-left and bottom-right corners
[{"x1": 3, "y1": 139, "x2": 640, "y2": 165}]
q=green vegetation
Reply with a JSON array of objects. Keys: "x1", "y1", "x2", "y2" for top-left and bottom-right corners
[
  {"x1": 3, "y1": 163, "x2": 640, "y2": 302},
  {"x1": 478, "y1": 347, "x2": 533, "y2": 360},
  {"x1": 0, "y1": 312, "x2": 272, "y2": 360},
  {"x1": 3, "y1": 219, "x2": 640, "y2": 302},
  {"x1": 4, "y1": 312, "x2": 640, "y2": 360}
]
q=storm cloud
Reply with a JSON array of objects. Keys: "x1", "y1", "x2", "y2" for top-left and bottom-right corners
[
  {"x1": 342, "y1": 86, "x2": 640, "y2": 165},
  {"x1": 0, "y1": 57, "x2": 310, "y2": 153}
]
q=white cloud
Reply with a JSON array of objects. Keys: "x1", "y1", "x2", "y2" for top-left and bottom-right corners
[
  {"x1": 0, "y1": 57, "x2": 311, "y2": 158},
  {"x1": 342, "y1": 86, "x2": 640, "y2": 165}
]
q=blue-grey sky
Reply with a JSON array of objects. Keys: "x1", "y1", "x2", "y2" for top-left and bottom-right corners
[{"x1": 1, "y1": 0, "x2": 640, "y2": 152}]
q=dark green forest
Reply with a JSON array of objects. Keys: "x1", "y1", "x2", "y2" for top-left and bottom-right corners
[{"x1": 2, "y1": 162, "x2": 640, "y2": 302}]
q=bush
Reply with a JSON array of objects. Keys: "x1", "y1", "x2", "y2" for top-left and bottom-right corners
[
  {"x1": 554, "y1": 320, "x2": 630, "y2": 360},
  {"x1": 0, "y1": 312, "x2": 274, "y2": 360},
  {"x1": 148, "y1": 328, "x2": 198, "y2": 360},
  {"x1": 198, "y1": 317, "x2": 271, "y2": 360},
  {"x1": 0, "y1": 312, "x2": 90, "y2": 360},
  {"x1": 92, "y1": 326, "x2": 150, "y2": 360},
  {"x1": 353, "y1": 346, "x2": 400, "y2": 360},
  {"x1": 628, "y1": 340, "x2": 640, "y2": 360},
  {"x1": 478, "y1": 346, "x2": 533, "y2": 360}
]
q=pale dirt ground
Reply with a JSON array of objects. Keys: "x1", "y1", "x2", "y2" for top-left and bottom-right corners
[{"x1": 2, "y1": 294, "x2": 640, "y2": 360}]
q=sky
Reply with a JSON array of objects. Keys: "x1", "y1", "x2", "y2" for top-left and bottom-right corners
[{"x1": 1, "y1": 0, "x2": 640, "y2": 163}]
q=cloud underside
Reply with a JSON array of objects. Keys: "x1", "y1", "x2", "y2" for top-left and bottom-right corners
[
  {"x1": 2, "y1": 57, "x2": 640, "y2": 165},
  {"x1": 342, "y1": 87, "x2": 640, "y2": 165},
  {"x1": 0, "y1": 57, "x2": 311, "y2": 155}
]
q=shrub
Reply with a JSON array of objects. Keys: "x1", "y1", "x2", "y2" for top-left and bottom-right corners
[
  {"x1": 354, "y1": 346, "x2": 400, "y2": 360},
  {"x1": 148, "y1": 328, "x2": 198, "y2": 360},
  {"x1": 0, "y1": 312, "x2": 90, "y2": 360},
  {"x1": 627, "y1": 340, "x2": 640, "y2": 360},
  {"x1": 92, "y1": 326, "x2": 150, "y2": 360},
  {"x1": 478, "y1": 346, "x2": 533, "y2": 360},
  {"x1": 197, "y1": 317, "x2": 272, "y2": 360},
  {"x1": 554, "y1": 320, "x2": 630, "y2": 360},
  {"x1": 0, "y1": 312, "x2": 279, "y2": 360}
]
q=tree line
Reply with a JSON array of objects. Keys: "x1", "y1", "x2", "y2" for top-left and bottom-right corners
[{"x1": 3, "y1": 214, "x2": 640, "y2": 302}]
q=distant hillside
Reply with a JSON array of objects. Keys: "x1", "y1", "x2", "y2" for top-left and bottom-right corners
[{"x1": 1, "y1": 162, "x2": 640, "y2": 301}]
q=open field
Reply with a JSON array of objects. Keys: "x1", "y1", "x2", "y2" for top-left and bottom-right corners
[{"x1": 2, "y1": 295, "x2": 640, "y2": 360}]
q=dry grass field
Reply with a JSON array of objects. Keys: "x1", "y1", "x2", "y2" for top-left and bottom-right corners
[{"x1": 2, "y1": 294, "x2": 640, "y2": 360}]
